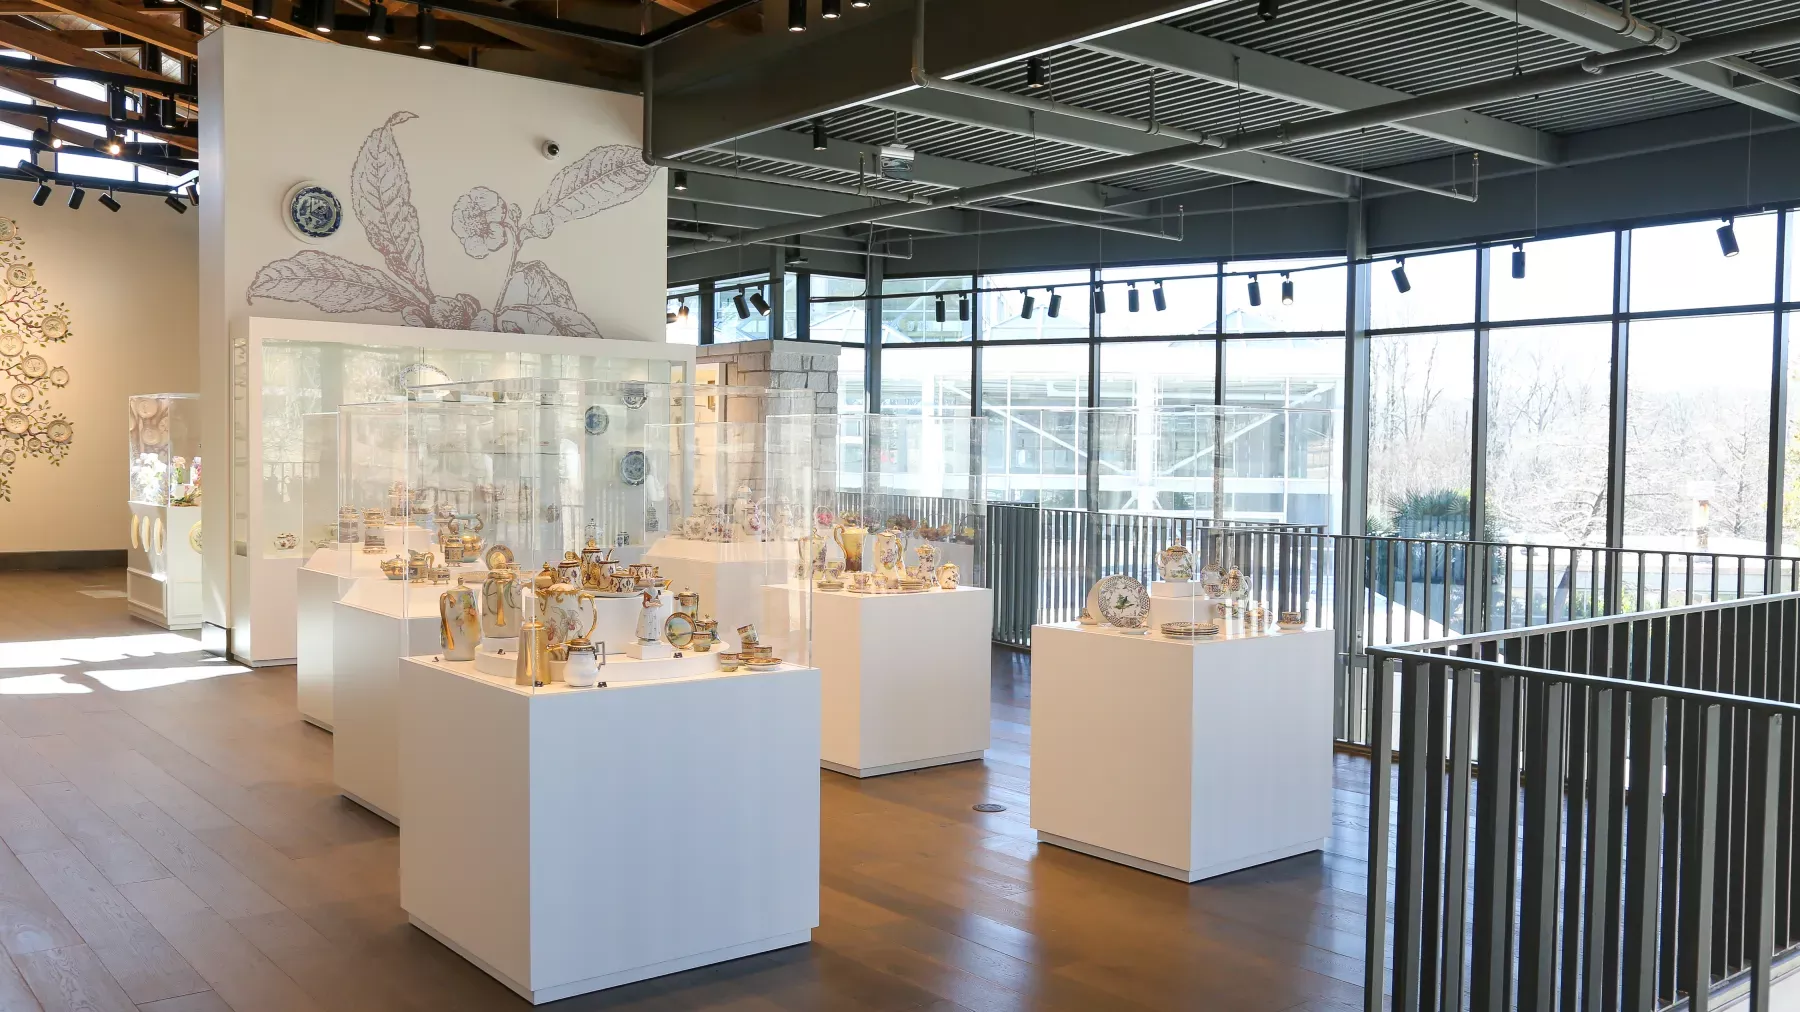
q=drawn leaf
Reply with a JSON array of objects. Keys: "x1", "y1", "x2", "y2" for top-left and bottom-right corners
[
  {"x1": 246, "y1": 251, "x2": 423, "y2": 314},
  {"x1": 496, "y1": 260, "x2": 600, "y2": 337},
  {"x1": 351, "y1": 111, "x2": 431, "y2": 298},
  {"x1": 532, "y1": 145, "x2": 656, "y2": 232}
]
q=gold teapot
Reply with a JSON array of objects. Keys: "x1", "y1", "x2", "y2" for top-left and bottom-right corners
[
  {"x1": 380, "y1": 556, "x2": 408, "y2": 581},
  {"x1": 580, "y1": 538, "x2": 615, "y2": 590}
]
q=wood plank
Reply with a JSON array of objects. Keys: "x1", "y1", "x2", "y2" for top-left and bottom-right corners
[
  {"x1": 0, "y1": 946, "x2": 44, "y2": 1011},
  {"x1": 136, "y1": 992, "x2": 232, "y2": 1012},
  {"x1": 0, "y1": 20, "x2": 165, "y2": 81},
  {"x1": 118, "y1": 878, "x2": 323, "y2": 1012},
  {"x1": 31, "y1": 0, "x2": 199, "y2": 58},
  {"x1": 0, "y1": 842, "x2": 83, "y2": 957},
  {"x1": 0, "y1": 776, "x2": 71, "y2": 856},
  {"x1": 18, "y1": 847, "x2": 205, "y2": 1004},
  {"x1": 0, "y1": 67, "x2": 194, "y2": 153},
  {"x1": 24, "y1": 783, "x2": 167, "y2": 888},
  {"x1": 13, "y1": 944, "x2": 135, "y2": 1012},
  {"x1": 0, "y1": 734, "x2": 68, "y2": 788},
  {"x1": 103, "y1": 803, "x2": 283, "y2": 923}
]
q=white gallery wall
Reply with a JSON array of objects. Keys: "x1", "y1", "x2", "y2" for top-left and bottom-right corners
[
  {"x1": 198, "y1": 26, "x2": 667, "y2": 643},
  {"x1": 0, "y1": 184, "x2": 197, "y2": 555}
]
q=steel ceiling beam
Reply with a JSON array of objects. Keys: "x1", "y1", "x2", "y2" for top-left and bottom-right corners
[
  {"x1": 705, "y1": 127, "x2": 1125, "y2": 215},
  {"x1": 647, "y1": 0, "x2": 1234, "y2": 158},
  {"x1": 1460, "y1": 0, "x2": 1800, "y2": 124},
  {"x1": 876, "y1": 87, "x2": 1353, "y2": 198},
  {"x1": 674, "y1": 172, "x2": 969, "y2": 234},
  {"x1": 1083, "y1": 24, "x2": 1563, "y2": 167}
]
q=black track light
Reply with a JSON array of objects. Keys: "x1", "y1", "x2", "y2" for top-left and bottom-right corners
[
  {"x1": 98, "y1": 190, "x2": 120, "y2": 212},
  {"x1": 160, "y1": 99, "x2": 177, "y2": 129},
  {"x1": 677, "y1": 299, "x2": 689, "y2": 321},
  {"x1": 416, "y1": 5, "x2": 436, "y2": 49},
  {"x1": 1247, "y1": 275, "x2": 1262, "y2": 307},
  {"x1": 1093, "y1": 285, "x2": 1107, "y2": 315},
  {"x1": 1128, "y1": 282, "x2": 1141, "y2": 313},
  {"x1": 1020, "y1": 290, "x2": 1035, "y2": 320},
  {"x1": 1152, "y1": 279, "x2": 1167, "y2": 312},
  {"x1": 850, "y1": 0, "x2": 868, "y2": 6},
  {"x1": 812, "y1": 119, "x2": 828, "y2": 151},
  {"x1": 822, "y1": 0, "x2": 840, "y2": 17},
  {"x1": 164, "y1": 192, "x2": 187, "y2": 213},
  {"x1": 251, "y1": 0, "x2": 271, "y2": 19},
  {"x1": 30, "y1": 183, "x2": 49, "y2": 207},
  {"x1": 1718, "y1": 218, "x2": 1740, "y2": 258},
  {"x1": 66, "y1": 186, "x2": 83, "y2": 210},
  {"x1": 1391, "y1": 259, "x2": 1412, "y2": 294},
  {"x1": 200, "y1": 0, "x2": 219, "y2": 10},
  {"x1": 750, "y1": 287, "x2": 771, "y2": 316},
  {"x1": 108, "y1": 86, "x2": 126, "y2": 122},
  {"x1": 934, "y1": 294, "x2": 946, "y2": 324},
  {"x1": 1511, "y1": 243, "x2": 1526, "y2": 280},
  {"x1": 16, "y1": 160, "x2": 43, "y2": 182},
  {"x1": 958, "y1": 293, "x2": 969, "y2": 322},
  {"x1": 29, "y1": 128, "x2": 48, "y2": 150},
  {"x1": 105, "y1": 133, "x2": 122, "y2": 156},
  {"x1": 315, "y1": 0, "x2": 334, "y2": 33},
  {"x1": 1281, "y1": 272, "x2": 1294, "y2": 306},
  {"x1": 1026, "y1": 56, "x2": 1049, "y2": 90},
  {"x1": 788, "y1": 0, "x2": 805, "y2": 32},
  {"x1": 366, "y1": 1, "x2": 388, "y2": 41},
  {"x1": 667, "y1": 311, "x2": 678, "y2": 325},
  {"x1": 672, "y1": 169, "x2": 688, "y2": 192},
  {"x1": 185, "y1": 183, "x2": 198, "y2": 207},
  {"x1": 733, "y1": 290, "x2": 751, "y2": 320},
  {"x1": 1047, "y1": 291, "x2": 1063, "y2": 318},
  {"x1": 1258, "y1": 0, "x2": 1279, "y2": 21}
]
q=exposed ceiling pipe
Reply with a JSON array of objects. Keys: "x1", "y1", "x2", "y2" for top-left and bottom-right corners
[
  {"x1": 667, "y1": 13, "x2": 1800, "y2": 259},
  {"x1": 905, "y1": 2, "x2": 1476, "y2": 203},
  {"x1": 1540, "y1": 0, "x2": 1800, "y2": 98},
  {"x1": 664, "y1": 157, "x2": 935, "y2": 205},
  {"x1": 975, "y1": 202, "x2": 1185, "y2": 241},
  {"x1": 669, "y1": 228, "x2": 916, "y2": 260}
]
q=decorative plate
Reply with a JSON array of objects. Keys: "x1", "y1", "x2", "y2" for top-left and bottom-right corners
[
  {"x1": 129, "y1": 515, "x2": 140, "y2": 550},
  {"x1": 618, "y1": 450, "x2": 647, "y2": 486},
  {"x1": 283, "y1": 182, "x2": 343, "y2": 242},
  {"x1": 583, "y1": 405, "x2": 609, "y2": 436},
  {"x1": 0, "y1": 217, "x2": 16, "y2": 240},
  {"x1": 133, "y1": 398, "x2": 162, "y2": 419},
  {"x1": 39, "y1": 314, "x2": 66, "y2": 339},
  {"x1": 188, "y1": 522, "x2": 202, "y2": 552},
  {"x1": 483, "y1": 544, "x2": 514, "y2": 570},
  {"x1": 663, "y1": 612, "x2": 694, "y2": 648},
  {"x1": 0, "y1": 449, "x2": 13, "y2": 465},
  {"x1": 0, "y1": 333, "x2": 19, "y2": 357},
  {"x1": 48, "y1": 367, "x2": 67, "y2": 387},
  {"x1": 45, "y1": 419, "x2": 70, "y2": 444},
  {"x1": 2, "y1": 411, "x2": 26, "y2": 435},
  {"x1": 1092, "y1": 575, "x2": 1150, "y2": 628},
  {"x1": 5, "y1": 263, "x2": 32, "y2": 288},
  {"x1": 273, "y1": 532, "x2": 297, "y2": 551},
  {"x1": 620, "y1": 381, "x2": 648, "y2": 409},
  {"x1": 152, "y1": 516, "x2": 165, "y2": 555},
  {"x1": 19, "y1": 355, "x2": 45, "y2": 379},
  {"x1": 746, "y1": 659, "x2": 783, "y2": 671},
  {"x1": 9, "y1": 384, "x2": 31, "y2": 406}
]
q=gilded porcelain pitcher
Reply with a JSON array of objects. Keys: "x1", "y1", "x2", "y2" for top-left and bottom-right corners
[
  {"x1": 438, "y1": 579, "x2": 481, "y2": 662},
  {"x1": 834, "y1": 522, "x2": 868, "y2": 572},
  {"x1": 481, "y1": 567, "x2": 522, "y2": 639}
]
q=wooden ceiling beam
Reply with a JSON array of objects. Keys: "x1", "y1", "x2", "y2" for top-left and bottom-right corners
[
  {"x1": 0, "y1": 18, "x2": 167, "y2": 78},
  {"x1": 0, "y1": 65, "x2": 196, "y2": 149},
  {"x1": 31, "y1": 0, "x2": 200, "y2": 57}
]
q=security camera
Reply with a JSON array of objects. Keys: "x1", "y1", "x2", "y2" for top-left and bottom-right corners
[{"x1": 541, "y1": 140, "x2": 560, "y2": 160}]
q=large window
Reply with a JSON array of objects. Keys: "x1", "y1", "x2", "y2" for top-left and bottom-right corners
[
  {"x1": 1098, "y1": 341, "x2": 1215, "y2": 412},
  {"x1": 1224, "y1": 257, "x2": 1346, "y2": 334},
  {"x1": 1485, "y1": 324, "x2": 1612, "y2": 545},
  {"x1": 810, "y1": 274, "x2": 866, "y2": 344},
  {"x1": 1487, "y1": 233, "x2": 1615, "y2": 322},
  {"x1": 1099, "y1": 264, "x2": 1215, "y2": 339},
  {"x1": 882, "y1": 276, "x2": 972, "y2": 344},
  {"x1": 1367, "y1": 331, "x2": 1474, "y2": 537},
  {"x1": 1630, "y1": 213, "x2": 1778, "y2": 312},
  {"x1": 666, "y1": 285, "x2": 699, "y2": 345},
  {"x1": 982, "y1": 270, "x2": 1090, "y2": 342},
  {"x1": 1372, "y1": 249, "x2": 1477, "y2": 331},
  {"x1": 879, "y1": 345, "x2": 972, "y2": 414}
]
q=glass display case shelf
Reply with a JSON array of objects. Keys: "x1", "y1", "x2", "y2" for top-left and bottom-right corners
[{"x1": 126, "y1": 393, "x2": 202, "y2": 630}]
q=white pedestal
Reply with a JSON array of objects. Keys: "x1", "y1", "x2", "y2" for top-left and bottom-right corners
[
  {"x1": 1148, "y1": 582, "x2": 1220, "y2": 628},
  {"x1": 126, "y1": 503, "x2": 201, "y2": 630},
  {"x1": 1029, "y1": 622, "x2": 1333, "y2": 883},
  {"x1": 810, "y1": 586, "x2": 991, "y2": 777},
  {"x1": 641, "y1": 539, "x2": 792, "y2": 651},
  {"x1": 331, "y1": 579, "x2": 447, "y2": 824},
  {"x1": 398, "y1": 656, "x2": 820, "y2": 1004},
  {"x1": 295, "y1": 562, "x2": 356, "y2": 730}
]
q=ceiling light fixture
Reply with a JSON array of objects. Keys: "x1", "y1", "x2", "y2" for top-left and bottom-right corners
[
  {"x1": 934, "y1": 294, "x2": 946, "y2": 323},
  {"x1": 105, "y1": 134, "x2": 123, "y2": 156},
  {"x1": 1152, "y1": 280, "x2": 1167, "y2": 312},
  {"x1": 850, "y1": 0, "x2": 868, "y2": 7},
  {"x1": 66, "y1": 186, "x2": 83, "y2": 209},
  {"x1": 812, "y1": 119, "x2": 828, "y2": 151},
  {"x1": 200, "y1": 0, "x2": 219, "y2": 10},
  {"x1": 417, "y1": 5, "x2": 436, "y2": 49},
  {"x1": 1020, "y1": 290, "x2": 1035, "y2": 320},
  {"x1": 1026, "y1": 56, "x2": 1049, "y2": 90},
  {"x1": 108, "y1": 86, "x2": 126, "y2": 121},
  {"x1": 672, "y1": 169, "x2": 688, "y2": 192},
  {"x1": 1247, "y1": 275, "x2": 1262, "y2": 307},
  {"x1": 750, "y1": 287, "x2": 771, "y2": 316},
  {"x1": 1718, "y1": 218, "x2": 1740, "y2": 258},
  {"x1": 822, "y1": 0, "x2": 840, "y2": 17},
  {"x1": 1258, "y1": 0, "x2": 1279, "y2": 22},
  {"x1": 1391, "y1": 259, "x2": 1412, "y2": 294},
  {"x1": 98, "y1": 189, "x2": 120, "y2": 212},
  {"x1": 185, "y1": 183, "x2": 198, "y2": 207},
  {"x1": 1093, "y1": 284, "x2": 1107, "y2": 315},
  {"x1": 677, "y1": 299, "x2": 689, "y2": 321},
  {"x1": 251, "y1": 0, "x2": 271, "y2": 19},
  {"x1": 366, "y1": 1, "x2": 388, "y2": 41},
  {"x1": 733, "y1": 290, "x2": 751, "y2": 319},
  {"x1": 1047, "y1": 291, "x2": 1063, "y2": 318},
  {"x1": 958, "y1": 293, "x2": 969, "y2": 322},
  {"x1": 164, "y1": 191, "x2": 187, "y2": 213},
  {"x1": 787, "y1": 0, "x2": 805, "y2": 32},
  {"x1": 1127, "y1": 282, "x2": 1141, "y2": 313},
  {"x1": 30, "y1": 182, "x2": 49, "y2": 206},
  {"x1": 1281, "y1": 272, "x2": 1294, "y2": 306},
  {"x1": 315, "y1": 0, "x2": 334, "y2": 33},
  {"x1": 1511, "y1": 243, "x2": 1526, "y2": 280}
]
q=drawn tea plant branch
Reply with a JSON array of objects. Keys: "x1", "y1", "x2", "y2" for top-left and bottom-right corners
[{"x1": 247, "y1": 111, "x2": 655, "y2": 336}]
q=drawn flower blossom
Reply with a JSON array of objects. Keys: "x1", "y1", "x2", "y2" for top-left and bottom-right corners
[
  {"x1": 244, "y1": 111, "x2": 657, "y2": 339},
  {"x1": 450, "y1": 186, "x2": 511, "y2": 259}
]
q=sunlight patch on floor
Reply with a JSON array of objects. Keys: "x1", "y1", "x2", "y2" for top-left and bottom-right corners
[
  {"x1": 0, "y1": 673, "x2": 94, "y2": 695},
  {"x1": 85, "y1": 664, "x2": 250, "y2": 692},
  {"x1": 0, "y1": 633, "x2": 208, "y2": 670}
]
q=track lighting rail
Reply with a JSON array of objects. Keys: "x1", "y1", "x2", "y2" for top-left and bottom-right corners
[
  {"x1": 0, "y1": 56, "x2": 197, "y2": 101},
  {"x1": 419, "y1": 0, "x2": 758, "y2": 49}
]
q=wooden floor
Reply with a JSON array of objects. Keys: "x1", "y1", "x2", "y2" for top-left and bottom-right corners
[{"x1": 0, "y1": 569, "x2": 1374, "y2": 1011}]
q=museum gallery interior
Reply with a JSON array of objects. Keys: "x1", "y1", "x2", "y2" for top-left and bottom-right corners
[{"x1": 0, "y1": 0, "x2": 1797, "y2": 1009}]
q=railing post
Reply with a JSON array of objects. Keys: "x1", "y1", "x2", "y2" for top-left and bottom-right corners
[
  {"x1": 1365, "y1": 654, "x2": 1396, "y2": 1012},
  {"x1": 1749, "y1": 711, "x2": 1784, "y2": 1012},
  {"x1": 1472, "y1": 669, "x2": 1519, "y2": 1010},
  {"x1": 1623, "y1": 693, "x2": 1667, "y2": 1012},
  {"x1": 1519, "y1": 679, "x2": 1568, "y2": 1009},
  {"x1": 1395, "y1": 659, "x2": 1430, "y2": 1012},
  {"x1": 1440, "y1": 667, "x2": 1475, "y2": 1012},
  {"x1": 1680, "y1": 704, "x2": 1721, "y2": 1012}
]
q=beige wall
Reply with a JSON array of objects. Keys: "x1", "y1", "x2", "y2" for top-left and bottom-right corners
[{"x1": 0, "y1": 185, "x2": 197, "y2": 553}]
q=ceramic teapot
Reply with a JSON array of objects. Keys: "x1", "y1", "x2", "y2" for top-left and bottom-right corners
[
  {"x1": 1158, "y1": 542, "x2": 1194, "y2": 582},
  {"x1": 937, "y1": 562, "x2": 960, "y2": 590},
  {"x1": 580, "y1": 538, "x2": 613, "y2": 590},
  {"x1": 481, "y1": 567, "x2": 522, "y2": 639},
  {"x1": 555, "y1": 552, "x2": 583, "y2": 589},
  {"x1": 438, "y1": 578, "x2": 481, "y2": 662},
  {"x1": 673, "y1": 588, "x2": 700, "y2": 617},
  {"x1": 564, "y1": 639, "x2": 604, "y2": 688},
  {"x1": 914, "y1": 543, "x2": 938, "y2": 583},
  {"x1": 541, "y1": 577, "x2": 598, "y2": 647},
  {"x1": 835, "y1": 522, "x2": 868, "y2": 572},
  {"x1": 636, "y1": 587, "x2": 672, "y2": 644}
]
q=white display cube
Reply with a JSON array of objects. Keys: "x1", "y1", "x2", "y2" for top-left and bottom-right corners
[
  {"x1": 126, "y1": 504, "x2": 202, "y2": 629},
  {"x1": 398, "y1": 656, "x2": 820, "y2": 1004},
  {"x1": 331, "y1": 579, "x2": 445, "y2": 824},
  {"x1": 1030, "y1": 622, "x2": 1333, "y2": 883},
  {"x1": 806, "y1": 586, "x2": 992, "y2": 777},
  {"x1": 640, "y1": 538, "x2": 792, "y2": 652}
]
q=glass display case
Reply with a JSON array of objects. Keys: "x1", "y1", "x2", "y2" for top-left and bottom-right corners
[
  {"x1": 301, "y1": 412, "x2": 337, "y2": 558},
  {"x1": 126, "y1": 393, "x2": 202, "y2": 629},
  {"x1": 395, "y1": 378, "x2": 815, "y2": 693}
]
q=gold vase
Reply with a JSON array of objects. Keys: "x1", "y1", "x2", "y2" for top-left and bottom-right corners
[{"x1": 516, "y1": 622, "x2": 550, "y2": 687}]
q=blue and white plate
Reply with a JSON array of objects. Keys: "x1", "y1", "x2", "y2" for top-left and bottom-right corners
[
  {"x1": 584, "y1": 406, "x2": 610, "y2": 435},
  {"x1": 618, "y1": 450, "x2": 648, "y2": 486},
  {"x1": 283, "y1": 182, "x2": 343, "y2": 243},
  {"x1": 620, "y1": 382, "x2": 648, "y2": 409}
]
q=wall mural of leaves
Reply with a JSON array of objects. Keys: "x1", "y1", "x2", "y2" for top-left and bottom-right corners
[{"x1": 246, "y1": 111, "x2": 657, "y2": 337}]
